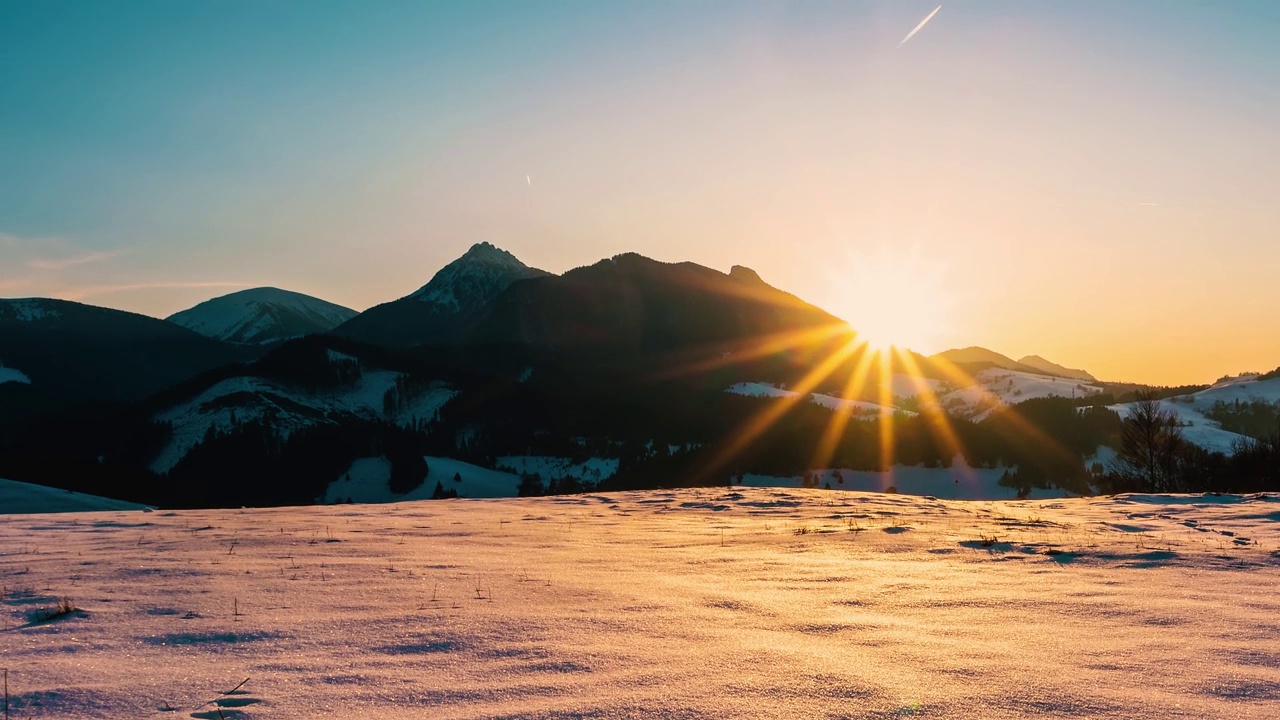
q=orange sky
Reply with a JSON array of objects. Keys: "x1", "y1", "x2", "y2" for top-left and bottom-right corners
[{"x1": 3, "y1": 2, "x2": 1278, "y2": 386}]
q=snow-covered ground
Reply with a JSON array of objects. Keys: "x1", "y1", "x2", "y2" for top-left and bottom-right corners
[
  {"x1": 727, "y1": 382, "x2": 908, "y2": 419},
  {"x1": 322, "y1": 456, "x2": 522, "y2": 503},
  {"x1": 0, "y1": 478, "x2": 145, "y2": 513},
  {"x1": 495, "y1": 455, "x2": 619, "y2": 482},
  {"x1": 1, "y1": 298, "x2": 61, "y2": 322},
  {"x1": 165, "y1": 287, "x2": 357, "y2": 345},
  {"x1": 0, "y1": 364, "x2": 31, "y2": 385},
  {"x1": 939, "y1": 368, "x2": 1104, "y2": 421},
  {"x1": 3, "y1": 488, "x2": 1278, "y2": 718},
  {"x1": 1110, "y1": 375, "x2": 1280, "y2": 454},
  {"x1": 151, "y1": 373, "x2": 456, "y2": 473},
  {"x1": 741, "y1": 455, "x2": 1068, "y2": 500},
  {"x1": 730, "y1": 370, "x2": 1104, "y2": 423}
]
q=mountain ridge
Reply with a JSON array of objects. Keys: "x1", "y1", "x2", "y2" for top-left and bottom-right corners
[
  {"x1": 334, "y1": 242, "x2": 552, "y2": 347},
  {"x1": 167, "y1": 287, "x2": 357, "y2": 345}
]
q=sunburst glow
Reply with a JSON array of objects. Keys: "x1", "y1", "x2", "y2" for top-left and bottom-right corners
[{"x1": 825, "y1": 246, "x2": 952, "y2": 354}]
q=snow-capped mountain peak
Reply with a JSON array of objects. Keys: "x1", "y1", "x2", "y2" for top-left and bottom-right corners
[
  {"x1": 166, "y1": 287, "x2": 357, "y2": 345},
  {"x1": 406, "y1": 242, "x2": 548, "y2": 313}
]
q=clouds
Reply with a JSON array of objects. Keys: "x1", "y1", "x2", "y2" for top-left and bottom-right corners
[
  {"x1": 28, "y1": 249, "x2": 123, "y2": 271},
  {"x1": 55, "y1": 281, "x2": 250, "y2": 302},
  {"x1": 1, "y1": 230, "x2": 251, "y2": 313}
]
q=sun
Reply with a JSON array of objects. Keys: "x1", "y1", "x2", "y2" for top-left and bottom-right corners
[{"x1": 823, "y1": 245, "x2": 951, "y2": 354}]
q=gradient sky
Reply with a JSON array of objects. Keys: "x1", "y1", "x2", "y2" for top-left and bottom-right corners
[{"x1": 3, "y1": 1, "x2": 1278, "y2": 385}]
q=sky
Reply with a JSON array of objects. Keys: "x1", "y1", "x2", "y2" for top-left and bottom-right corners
[{"x1": 2, "y1": 0, "x2": 1278, "y2": 386}]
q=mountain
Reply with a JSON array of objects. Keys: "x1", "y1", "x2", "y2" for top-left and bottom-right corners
[
  {"x1": 931, "y1": 346, "x2": 1026, "y2": 372},
  {"x1": 930, "y1": 346, "x2": 1097, "y2": 381},
  {"x1": 335, "y1": 242, "x2": 551, "y2": 347},
  {"x1": 166, "y1": 287, "x2": 357, "y2": 345},
  {"x1": 0, "y1": 298, "x2": 254, "y2": 418},
  {"x1": 470, "y1": 253, "x2": 845, "y2": 358},
  {"x1": 1017, "y1": 355, "x2": 1096, "y2": 382}
]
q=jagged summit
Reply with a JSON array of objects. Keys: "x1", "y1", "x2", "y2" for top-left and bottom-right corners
[
  {"x1": 166, "y1": 287, "x2": 357, "y2": 345},
  {"x1": 406, "y1": 243, "x2": 545, "y2": 311},
  {"x1": 729, "y1": 265, "x2": 765, "y2": 284},
  {"x1": 332, "y1": 243, "x2": 550, "y2": 347}
]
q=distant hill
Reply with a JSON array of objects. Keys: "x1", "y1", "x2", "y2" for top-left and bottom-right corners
[
  {"x1": 930, "y1": 347, "x2": 1095, "y2": 381},
  {"x1": 334, "y1": 242, "x2": 551, "y2": 347},
  {"x1": 1017, "y1": 355, "x2": 1096, "y2": 382},
  {"x1": 0, "y1": 298, "x2": 255, "y2": 418},
  {"x1": 167, "y1": 287, "x2": 356, "y2": 345},
  {"x1": 931, "y1": 346, "x2": 1027, "y2": 372}
]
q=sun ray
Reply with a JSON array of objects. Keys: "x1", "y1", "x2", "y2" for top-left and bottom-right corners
[
  {"x1": 892, "y1": 348, "x2": 967, "y2": 463},
  {"x1": 647, "y1": 322, "x2": 855, "y2": 382},
  {"x1": 696, "y1": 335, "x2": 864, "y2": 483},
  {"x1": 877, "y1": 349, "x2": 898, "y2": 478},
  {"x1": 807, "y1": 343, "x2": 879, "y2": 472},
  {"x1": 915, "y1": 351, "x2": 1082, "y2": 485}
]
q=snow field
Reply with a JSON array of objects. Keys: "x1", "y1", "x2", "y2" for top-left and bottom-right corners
[
  {"x1": 494, "y1": 456, "x2": 620, "y2": 483},
  {"x1": 151, "y1": 373, "x2": 456, "y2": 474},
  {"x1": 0, "y1": 364, "x2": 31, "y2": 385},
  {"x1": 1109, "y1": 375, "x2": 1280, "y2": 455},
  {"x1": 0, "y1": 478, "x2": 146, "y2": 513},
  {"x1": 323, "y1": 456, "x2": 523, "y2": 504},
  {"x1": 3, "y1": 488, "x2": 1279, "y2": 718}
]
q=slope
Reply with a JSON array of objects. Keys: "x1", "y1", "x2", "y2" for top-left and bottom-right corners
[
  {"x1": 334, "y1": 242, "x2": 551, "y2": 347},
  {"x1": 0, "y1": 298, "x2": 256, "y2": 418},
  {"x1": 0, "y1": 477, "x2": 146, "y2": 513},
  {"x1": 470, "y1": 254, "x2": 846, "y2": 358},
  {"x1": 166, "y1": 287, "x2": 356, "y2": 345},
  {"x1": 1109, "y1": 374, "x2": 1280, "y2": 454},
  {"x1": 1018, "y1": 354, "x2": 1097, "y2": 382}
]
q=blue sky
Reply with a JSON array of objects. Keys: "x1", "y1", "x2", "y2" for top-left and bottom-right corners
[{"x1": 2, "y1": 1, "x2": 1279, "y2": 383}]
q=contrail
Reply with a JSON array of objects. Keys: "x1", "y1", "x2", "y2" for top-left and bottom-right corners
[
  {"x1": 526, "y1": 174, "x2": 532, "y2": 186},
  {"x1": 898, "y1": 4, "x2": 941, "y2": 47}
]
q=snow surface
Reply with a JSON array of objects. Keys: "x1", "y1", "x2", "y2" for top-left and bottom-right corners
[
  {"x1": 0, "y1": 364, "x2": 31, "y2": 385},
  {"x1": 729, "y1": 371, "x2": 1100, "y2": 423},
  {"x1": 322, "y1": 456, "x2": 523, "y2": 503},
  {"x1": 939, "y1": 368, "x2": 1104, "y2": 421},
  {"x1": 2, "y1": 298, "x2": 61, "y2": 322},
  {"x1": 407, "y1": 242, "x2": 546, "y2": 313},
  {"x1": 0, "y1": 478, "x2": 145, "y2": 513},
  {"x1": 495, "y1": 456, "x2": 620, "y2": 482},
  {"x1": 3, "y1": 488, "x2": 1279, "y2": 718},
  {"x1": 151, "y1": 373, "x2": 456, "y2": 474},
  {"x1": 727, "y1": 382, "x2": 908, "y2": 419},
  {"x1": 740, "y1": 454, "x2": 1067, "y2": 501},
  {"x1": 166, "y1": 287, "x2": 356, "y2": 345},
  {"x1": 1108, "y1": 375, "x2": 1280, "y2": 454}
]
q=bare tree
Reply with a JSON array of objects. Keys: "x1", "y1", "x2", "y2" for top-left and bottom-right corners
[{"x1": 1110, "y1": 392, "x2": 1184, "y2": 492}]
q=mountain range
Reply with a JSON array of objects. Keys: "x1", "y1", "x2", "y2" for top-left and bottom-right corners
[{"x1": 7, "y1": 241, "x2": 1260, "y2": 510}]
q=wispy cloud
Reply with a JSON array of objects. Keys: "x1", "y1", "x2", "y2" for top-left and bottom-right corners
[
  {"x1": 55, "y1": 278, "x2": 252, "y2": 299},
  {"x1": 29, "y1": 249, "x2": 124, "y2": 271},
  {"x1": 1, "y1": 231, "x2": 64, "y2": 249},
  {"x1": 898, "y1": 5, "x2": 942, "y2": 47},
  {"x1": 56, "y1": 281, "x2": 252, "y2": 301}
]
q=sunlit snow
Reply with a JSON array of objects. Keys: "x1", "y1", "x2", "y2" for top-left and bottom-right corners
[
  {"x1": 1110, "y1": 375, "x2": 1280, "y2": 454},
  {"x1": 3, "y1": 488, "x2": 1278, "y2": 718}
]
